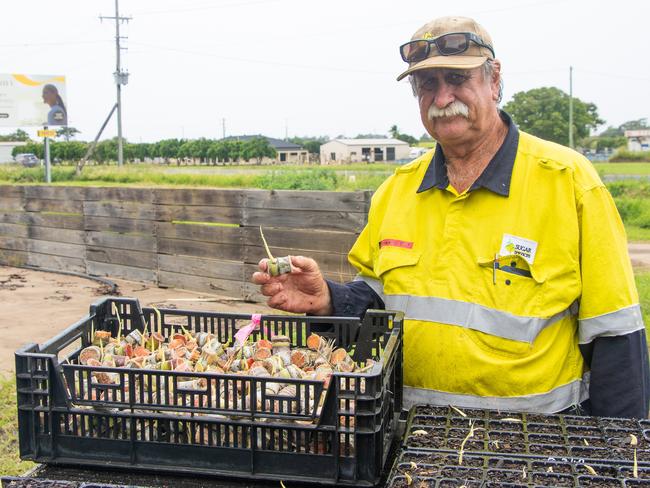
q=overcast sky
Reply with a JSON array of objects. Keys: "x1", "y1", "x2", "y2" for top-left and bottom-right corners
[{"x1": 3, "y1": 0, "x2": 649, "y2": 143}]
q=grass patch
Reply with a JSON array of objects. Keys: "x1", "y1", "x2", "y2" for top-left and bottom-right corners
[
  {"x1": 636, "y1": 271, "x2": 650, "y2": 328},
  {"x1": 595, "y1": 163, "x2": 650, "y2": 175},
  {"x1": 626, "y1": 225, "x2": 650, "y2": 242},
  {"x1": 0, "y1": 375, "x2": 35, "y2": 476}
]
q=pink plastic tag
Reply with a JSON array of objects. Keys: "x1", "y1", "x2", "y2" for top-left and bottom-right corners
[{"x1": 234, "y1": 314, "x2": 261, "y2": 344}]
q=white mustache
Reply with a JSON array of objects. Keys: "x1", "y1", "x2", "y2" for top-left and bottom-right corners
[{"x1": 427, "y1": 101, "x2": 470, "y2": 119}]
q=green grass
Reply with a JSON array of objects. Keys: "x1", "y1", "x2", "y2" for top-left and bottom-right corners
[
  {"x1": 636, "y1": 271, "x2": 650, "y2": 327},
  {"x1": 626, "y1": 225, "x2": 650, "y2": 242},
  {"x1": 594, "y1": 162, "x2": 650, "y2": 175},
  {"x1": 0, "y1": 164, "x2": 399, "y2": 191},
  {"x1": 0, "y1": 376, "x2": 34, "y2": 476}
]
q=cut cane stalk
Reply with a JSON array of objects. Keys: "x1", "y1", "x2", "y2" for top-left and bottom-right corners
[{"x1": 259, "y1": 226, "x2": 292, "y2": 276}]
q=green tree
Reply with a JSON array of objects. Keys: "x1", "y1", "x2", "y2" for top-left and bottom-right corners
[
  {"x1": 503, "y1": 87, "x2": 603, "y2": 146},
  {"x1": 388, "y1": 125, "x2": 418, "y2": 145},
  {"x1": 288, "y1": 136, "x2": 327, "y2": 155},
  {"x1": 242, "y1": 137, "x2": 276, "y2": 165},
  {"x1": 56, "y1": 127, "x2": 80, "y2": 141},
  {"x1": 0, "y1": 129, "x2": 30, "y2": 142}
]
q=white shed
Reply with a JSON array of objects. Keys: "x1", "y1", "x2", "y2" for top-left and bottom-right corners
[
  {"x1": 0, "y1": 141, "x2": 27, "y2": 163},
  {"x1": 320, "y1": 138, "x2": 410, "y2": 164},
  {"x1": 625, "y1": 130, "x2": 650, "y2": 152}
]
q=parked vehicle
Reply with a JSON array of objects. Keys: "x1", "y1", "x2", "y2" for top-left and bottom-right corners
[{"x1": 14, "y1": 153, "x2": 40, "y2": 167}]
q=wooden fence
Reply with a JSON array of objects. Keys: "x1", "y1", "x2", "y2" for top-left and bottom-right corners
[{"x1": 0, "y1": 186, "x2": 371, "y2": 302}]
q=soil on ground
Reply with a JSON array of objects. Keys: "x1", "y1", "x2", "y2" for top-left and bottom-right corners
[{"x1": 0, "y1": 265, "x2": 273, "y2": 374}]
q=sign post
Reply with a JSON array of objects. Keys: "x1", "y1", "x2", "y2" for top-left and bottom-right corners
[{"x1": 43, "y1": 126, "x2": 51, "y2": 183}]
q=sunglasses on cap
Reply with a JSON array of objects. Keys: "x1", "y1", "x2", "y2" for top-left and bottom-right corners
[{"x1": 400, "y1": 32, "x2": 495, "y2": 64}]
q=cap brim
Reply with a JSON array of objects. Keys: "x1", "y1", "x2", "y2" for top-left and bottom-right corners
[{"x1": 396, "y1": 55, "x2": 488, "y2": 81}]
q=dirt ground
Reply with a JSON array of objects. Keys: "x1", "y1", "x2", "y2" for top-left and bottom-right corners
[{"x1": 0, "y1": 265, "x2": 273, "y2": 374}]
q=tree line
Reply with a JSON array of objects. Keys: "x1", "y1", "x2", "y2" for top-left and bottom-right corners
[{"x1": 12, "y1": 136, "x2": 281, "y2": 165}]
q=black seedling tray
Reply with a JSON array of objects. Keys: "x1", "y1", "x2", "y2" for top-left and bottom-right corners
[
  {"x1": 403, "y1": 405, "x2": 650, "y2": 467},
  {"x1": 15, "y1": 297, "x2": 404, "y2": 486},
  {"x1": 1, "y1": 477, "x2": 129, "y2": 488},
  {"x1": 387, "y1": 450, "x2": 650, "y2": 487}
]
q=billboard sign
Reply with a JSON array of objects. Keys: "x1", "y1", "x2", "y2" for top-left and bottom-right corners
[{"x1": 0, "y1": 74, "x2": 67, "y2": 127}]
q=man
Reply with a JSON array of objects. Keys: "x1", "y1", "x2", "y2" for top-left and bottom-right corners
[{"x1": 253, "y1": 16, "x2": 650, "y2": 417}]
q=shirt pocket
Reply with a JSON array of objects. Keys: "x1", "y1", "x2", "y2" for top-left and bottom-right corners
[
  {"x1": 464, "y1": 255, "x2": 548, "y2": 357},
  {"x1": 374, "y1": 247, "x2": 422, "y2": 293},
  {"x1": 476, "y1": 254, "x2": 547, "y2": 318}
]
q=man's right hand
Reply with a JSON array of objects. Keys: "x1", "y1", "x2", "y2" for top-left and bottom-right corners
[{"x1": 251, "y1": 255, "x2": 333, "y2": 315}]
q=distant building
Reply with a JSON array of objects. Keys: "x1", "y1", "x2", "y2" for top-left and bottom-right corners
[
  {"x1": 223, "y1": 135, "x2": 309, "y2": 164},
  {"x1": 319, "y1": 138, "x2": 410, "y2": 164},
  {"x1": 625, "y1": 130, "x2": 650, "y2": 152},
  {"x1": 0, "y1": 141, "x2": 27, "y2": 163}
]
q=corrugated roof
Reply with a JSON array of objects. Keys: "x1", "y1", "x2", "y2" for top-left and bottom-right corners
[{"x1": 329, "y1": 138, "x2": 409, "y2": 146}]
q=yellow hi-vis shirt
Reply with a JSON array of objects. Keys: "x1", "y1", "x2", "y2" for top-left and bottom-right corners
[{"x1": 349, "y1": 130, "x2": 643, "y2": 413}]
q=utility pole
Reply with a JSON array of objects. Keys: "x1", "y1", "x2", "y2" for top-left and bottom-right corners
[
  {"x1": 100, "y1": 0, "x2": 131, "y2": 166},
  {"x1": 568, "y1": 66, "x2": 574, "y2": 149},
  {"x1": 222, "y1": 118, "x2": 226, "y2": 139}
]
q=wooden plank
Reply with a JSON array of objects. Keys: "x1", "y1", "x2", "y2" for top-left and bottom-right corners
[
  {"x1": 87, "y1": 261, "x2": 157, "y2": 283},
  {"x1": 86, "y1": 247, "x2": 156, "y2": 268},
  {"x1": 158, "y1": 270, "x2": 242, "y2": 298},
  {"x1": 154, "y1": 188, "x2": 243, "y2": 206},
  {"x1": 240, "y1": 281, "x2": 264, "y2": 303},
  {"x1": 158, "y1": 237, "x2": 243, "y2": 261},
  {"x1": 0, "y1": 211, "x2": 28, "y2": 225},
  {"x1": 27, "y1": 253, "x2": 86, "y2": 274},
  {"x1": 0, "y1": 222, "x2": 28, "y2": 239},
  {"x1": 0, "y1": 197, "x2": 25, "y2": 211},
  {"x1": 84, "y1": 201, "x2": 156, "y2": 220},
  {"x1": 0, "y1": 186, "x2": 24, "y2": 198},
  {"x1": 0, "y1": 249, "x2": 27, "y2": 267},
  {"x1": 0, "y1": 236, "x2": 27, "y2": 251},
  {"x1": 243, "y1": 190, "x2": 366, "y2": 212},
  {"x1": 27, "y1": 239, "x2": 85, "y2": 259},
  {"x1": 24, "y1": 186, "x2": 87, "y2": 200},
  {"x1": 27, "y1": 213, "x2": 84, "y2": 230},
  {"x1": 157, "y1": 222, "x2": 242, "y2": 244},
  {"x1": 243, "y1": 208, "x2": 366, "y2": 233},
  {"x1": 158, "y1": 254, "x2": 244, "y2": 281},
  {"x1": 85, "y1": 187, "x2": 154, "y2": 203},
  {"x1": 25, "y1": 198, "x2": 83, "y2": 213},
  {"x1": 242, "y1": 226, "x2": 357, "y2": 254},
  {"x1": 84, "y1": 216, "x2": 154, "y2": 233},
  {"x1": 28, "y1": 227, "x2": 85, "y2": 245},
  {"x1": 155, "y1": 204, "x2": 243, "y2": 225},
  {"x1": 86, "y1": 231, "x2": 156, "y2": 252}
]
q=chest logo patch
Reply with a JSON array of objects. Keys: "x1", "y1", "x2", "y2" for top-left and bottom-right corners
[
  {"x1": 500, "y1": 234, "x2": 538, "y2": 265},
  {"x1": 379, "y1": 239, "x2": 414, "y2": 249}
]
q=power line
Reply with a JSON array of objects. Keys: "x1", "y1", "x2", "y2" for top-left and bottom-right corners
[
  {"x1": 132, "y1": 0, "x2": 282, "y2": 16},
  {"x1": 129, "y1": 41, "x2": 392, "y2": 75}
]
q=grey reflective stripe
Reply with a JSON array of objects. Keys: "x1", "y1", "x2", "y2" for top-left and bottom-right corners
[
  {"x1": 403, "y1": 373, "x2": 590, "y2": 414},
  {"x1": 355, "y1": 275, "x2": 577, "y2": 343},
  {"x1": 579, "y1": 304, "x2": 645, "y2": 344},
  {"x1": 354, "y1": 275, "x2": 386, "y2": 301}
]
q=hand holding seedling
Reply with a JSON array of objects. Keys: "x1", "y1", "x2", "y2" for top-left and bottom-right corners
[{"x1": 253, "y1": 255, "x2": 332, "y2": 315}]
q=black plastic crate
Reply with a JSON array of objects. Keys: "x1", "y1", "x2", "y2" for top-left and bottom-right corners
[
  {"x1": 15, "y1": 297, "x2": 404, "y2": 486},
  {"x1": 388, "y1": 450, "x2": 650, "y2": 487},
  {"x1": 403, "y1": 406, "x2": 650, "y2": 467}
]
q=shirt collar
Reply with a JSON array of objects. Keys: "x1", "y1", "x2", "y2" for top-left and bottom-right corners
[{"x1": 417, "y1": 110, "x2": 519, "y2": 196}]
